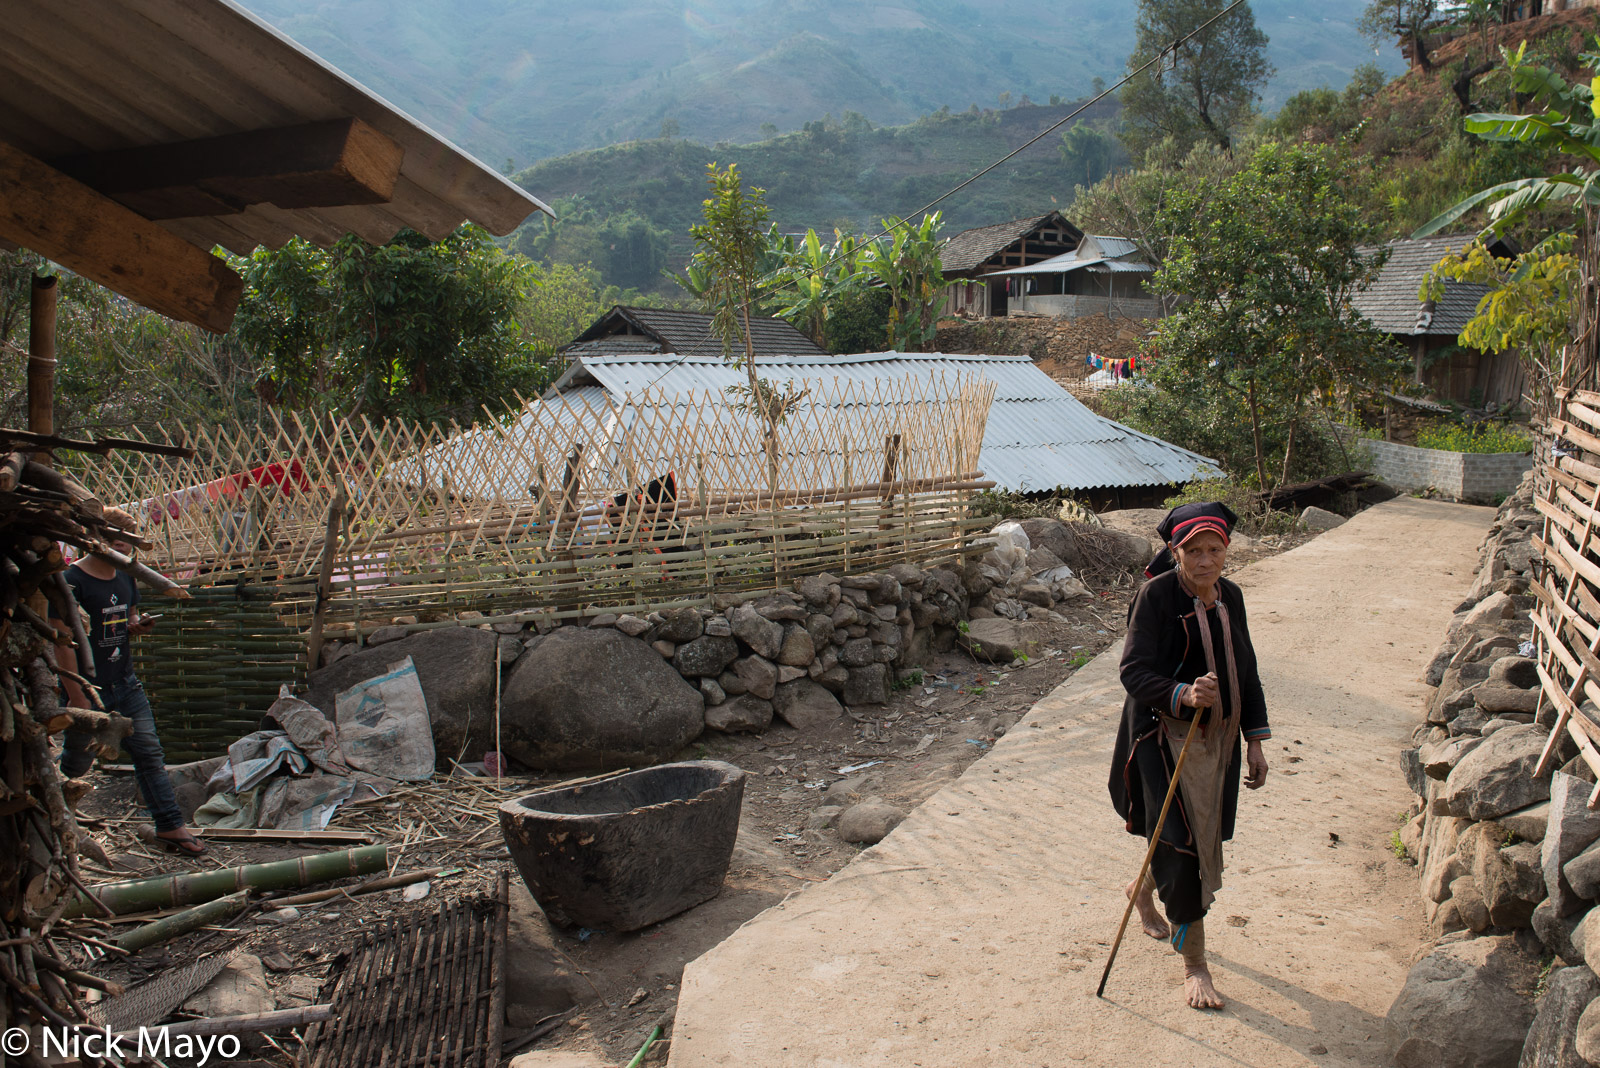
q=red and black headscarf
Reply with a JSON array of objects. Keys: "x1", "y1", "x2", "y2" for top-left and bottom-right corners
[{"x1": 1144, "y1": 501, "x2": 1238, "y2": 579}]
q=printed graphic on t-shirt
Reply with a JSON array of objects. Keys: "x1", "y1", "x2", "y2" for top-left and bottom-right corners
[{"x1": 97, "y1": 597, "x2": 128, "y2": 662}]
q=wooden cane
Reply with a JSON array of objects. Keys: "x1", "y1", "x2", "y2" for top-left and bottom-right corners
[{"x1": 1096, "y1": 703, "x2": 1204, "y2": 998}]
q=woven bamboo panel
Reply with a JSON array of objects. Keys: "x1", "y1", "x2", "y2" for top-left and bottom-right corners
[
  {"x1": 1529, "y1": 389, "x2": 1600, "y2": 800},
  {"x1": 100, "y1": 376, "x2": 996, "y2": 756}
]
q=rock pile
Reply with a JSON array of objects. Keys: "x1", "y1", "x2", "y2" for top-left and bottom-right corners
[
  {"x1": 305, "y1": 519, "x2": 1104, "y2": 771},
  {"x1": 1387, "y1": 474, "x2": 1600, "y2": 1067}
]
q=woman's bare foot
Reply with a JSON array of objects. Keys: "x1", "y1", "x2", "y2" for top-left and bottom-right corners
[
  {"x1": 1125, "y1": 878, "x2": 1169, "y2": 939},
  {"x1": 1183, "y1": 960, "x2": 1225, "y2": 1010}
]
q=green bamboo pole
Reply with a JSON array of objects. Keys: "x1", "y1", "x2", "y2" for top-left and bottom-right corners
[
  {"x1": 63, "y1": 846, "x2": 388, "y2": 918},
  {"x1": 114, "y1": 890, "x2": 250, "y2": 953}
]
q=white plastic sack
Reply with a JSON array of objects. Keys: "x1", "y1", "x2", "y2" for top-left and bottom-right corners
[
  {"x1": 334, "y1": 657, "x2": 435, "y2": 781},
  {"x1": 992, "y1": 520, "x2": 1031, "y2": 556},
  {"x1": 1035, "y1": 565, "x2": 1076, "y2": 584}
]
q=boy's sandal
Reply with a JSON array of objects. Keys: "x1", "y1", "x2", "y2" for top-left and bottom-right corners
[{"x1": 156, "y1": 830, "x2": 206, "y2": 856}]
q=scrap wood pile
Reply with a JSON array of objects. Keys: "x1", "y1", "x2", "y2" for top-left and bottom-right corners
[{"x1": 0, "y1": 426, "x2": 193, "y2": 1033}]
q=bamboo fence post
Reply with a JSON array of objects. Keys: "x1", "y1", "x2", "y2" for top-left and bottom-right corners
[{"x1": 305, "y1": 486, "x2": 348, "y2": 673}]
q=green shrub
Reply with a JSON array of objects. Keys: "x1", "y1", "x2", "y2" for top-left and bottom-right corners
[{"x1": 1415, "y1": 421, "x2": 1532, "y2": 454}]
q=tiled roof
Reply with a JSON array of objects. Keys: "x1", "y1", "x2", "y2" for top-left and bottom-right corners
[
  {"x1": 941, "y1": 212, "x2": 1082, "y2": 273},
  {"x1": 561, "y1": 336, "x2": 664, "y2": 356},
  {"x1": 1350, "y1": 235, "x2": 1494, "y2": 337},
  {"x1": 563, "y1": 306, "x2": 826, "y2": 358}
]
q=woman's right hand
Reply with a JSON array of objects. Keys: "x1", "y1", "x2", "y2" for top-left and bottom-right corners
[{"x1": 1185, "y1": 672, "x2": 1220, "y2": 709}]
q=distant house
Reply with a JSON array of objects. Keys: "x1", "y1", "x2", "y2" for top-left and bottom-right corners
[
  {"x1": 1350, "y1": 234, "x2": 1525, "y2": 408},
  {"x1": 981, "y1": 234, "x2": 1159, "y2": 321},
  {"x1": 941, "y1": 212, "x2": 1083, "y2": 318},
  {"x1": 560, "y1": 305, "x2": 826, "y2": 361}
]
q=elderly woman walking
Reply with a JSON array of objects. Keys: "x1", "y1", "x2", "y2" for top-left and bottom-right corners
[{"x1": 1108, "y1": 502, "x2": 1270, "y2": 1009}]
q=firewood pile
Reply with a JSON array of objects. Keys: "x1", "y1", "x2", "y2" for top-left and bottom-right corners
[{"x1": 0, "y1": 426, "x2": 192, "y2": 1033}]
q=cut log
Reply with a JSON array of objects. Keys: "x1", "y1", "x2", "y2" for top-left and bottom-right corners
[
  {"x1": 55, "y1": 118, "x2": 404, "y2": 219},
  {"x1": 0, "y1": 141, "x2": 242, "y2": 333}
]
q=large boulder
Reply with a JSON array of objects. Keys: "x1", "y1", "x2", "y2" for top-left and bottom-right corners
[
  {"x1": 1545, "y1": 771, "x2": 1600, "y2": 916},
  {"x1": 1532, "y1": 899, "x2": 1586, "y2": 966},
  {"x1": 1094, "y1": 528, "x2": 1159, "y2": 573},
  {"x1": 1384, "y1": 936, "x2": 1539, "y2": 1068},
  {"x1": 1517, "y1": 965, "x2": 1600, "y2": 1068},
  {"x1": 1566, "y1": 840, "x2": 1600, "y2": 903},
  {"x1": 960, "y1": 618, "x2": 1041, "y2": 663},
  {"x1": 843, "y1": 664, "x2": 889, "y2": 706},
  {"x1": 673, "y1": 635, "x2": 740, "y2": 678},
  {"x1": 1017, "y1": 518, "x2": 1081, "y2": 570},
  {"x1": 704, "y1": 695, "x2": 773, "y2": 733},
  {"x1": 303, "y1": 628, "x2": 497, "y2": 766},
  {"x1": 1300, "y1": 505, "x2": 1346, "y2": 531},
  {"x1": 772, "y1": 680, "x2": 843, "y2": 731},
  {"x1": 1473, "y1": 839, "x2": 1546, "y2": 929},
  {"x1": 1437, "y1": 725, "x2": 1555, "y2": 821},
  {"x1": 655, "y1": 607, "x2": 704, "y2": 644},
  {"x1": 499, "y1": 629, "x2": 704, "y2": 770},
  {"x1": 837, "y1": 799, "x2": 906, "y2": 845},
  {"x1": 729, "y1": 604, "x2": 783, "y2": 660},
  {"x1": 1579, "y1": 999, "x2": 1600, "y2": 1066}
]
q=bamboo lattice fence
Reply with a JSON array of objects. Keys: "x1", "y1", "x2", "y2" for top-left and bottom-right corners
[
  {"x1": 1531, "y1": 389, "x2": 1600, "y2": 799},
  {"x1": 83, "y1": 375, "x2": 996, "y2": 758}
]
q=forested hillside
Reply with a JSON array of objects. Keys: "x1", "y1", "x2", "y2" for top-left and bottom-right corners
[
  {"x1": 240, "y1": 0, "x2": 1397, "y2": 165},
  {"x1": 512, "y1": 98, "x2": 1125, "y2": 287}
]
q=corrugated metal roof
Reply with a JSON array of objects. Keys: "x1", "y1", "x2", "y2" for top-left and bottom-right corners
[
  {"x1": 1350, "y1": 235, "x2": 1491, "y2": 338},
  {"x1": 1087, "y1": 235, "x2": 1141, "y2": 258},
  {"x1": 1, "y1": 0, "x2": 549, "y2": 255},
  {"x1": 552, "y1": 352, "x2": 1217, "y2": 492},
  {"x1": 986, "y1": 253, "x2": 1153, "y2": 276}
]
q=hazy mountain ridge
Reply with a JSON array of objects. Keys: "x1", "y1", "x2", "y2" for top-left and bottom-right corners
[{"x1": 242, "y1": 0, "x2": 1402, "y2": 166}]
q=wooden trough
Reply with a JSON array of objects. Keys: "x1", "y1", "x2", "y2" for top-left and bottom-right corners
[{"x1": 498, "y1": 760, "x2": 746, "y2": 931}]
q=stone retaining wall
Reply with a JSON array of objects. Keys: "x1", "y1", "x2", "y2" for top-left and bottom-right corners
[
  {"x1": 1360, "y1": 437, "x2": 1532, "y2": 503},
  {"x1": 1386, "y1": 474, "x2": 1600, "y2": 1065}
]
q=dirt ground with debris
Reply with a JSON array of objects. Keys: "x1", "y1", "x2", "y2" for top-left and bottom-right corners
[{"x1": 71, "y1": 524, "x2": 1315, "y2": 1066}]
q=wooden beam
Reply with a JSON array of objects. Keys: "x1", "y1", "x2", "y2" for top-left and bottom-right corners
[
  {"x1": 0, "y1": 140, "x2": 242, "y2": 334},
  {"x1": 53, "y1": 118, "x2": 404, "y2": 220}
]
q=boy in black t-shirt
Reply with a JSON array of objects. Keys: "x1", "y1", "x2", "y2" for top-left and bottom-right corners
[{"x1": 52, "y1": 508, "x2": 203, "y2": 855}]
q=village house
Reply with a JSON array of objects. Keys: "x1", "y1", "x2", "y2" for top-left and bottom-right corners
[
  {"x1": 941, "y1": 211, "x2": 1083, "y2": 318},
  {"x1": 560, "y1": 304, "x2": 825, "y2": 361},
  {"x1": 1350, "y1": 234, "x2": 1524, "y2": 409},
  {"x1": 979, "y1": 233, "x2": 1159, "y2": 321}
]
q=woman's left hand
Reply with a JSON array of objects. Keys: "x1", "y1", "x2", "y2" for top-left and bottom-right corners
[{"x1": 1245, "y1": 739, "x2": 1269, "y2": 790}]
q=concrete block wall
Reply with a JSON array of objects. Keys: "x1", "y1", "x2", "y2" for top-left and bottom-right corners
[{"x1": 1362, "y1": 437, "x2": 1532, "y2": 503}]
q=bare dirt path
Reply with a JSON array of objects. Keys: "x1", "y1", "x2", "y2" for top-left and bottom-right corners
[{"x1": 666, "y1": 497, "x2": 1493, "y2": 1068}]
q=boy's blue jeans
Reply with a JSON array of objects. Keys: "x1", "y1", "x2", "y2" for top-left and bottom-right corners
[{"x1": 61, "y1": 675, "x2": 185, "y2": 833}]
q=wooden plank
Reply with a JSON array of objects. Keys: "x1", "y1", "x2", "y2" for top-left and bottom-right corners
[
  {"x1": 0, "y1": 140, "x2": 241, "y2": 333},
  {"x1": 54, "y1": 118, "x2": 404, "y2": 219},
  {"x1": 197, "y1": 827, "x2": 375, "y2": 843},
  {"x1": 1553, "y1": 417, "x2": 1600, "y2": 460}
]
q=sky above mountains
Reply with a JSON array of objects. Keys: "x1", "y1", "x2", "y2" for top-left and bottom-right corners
[{"x1": 242, "y1": 0, "x2": 1404, "y2": 168}]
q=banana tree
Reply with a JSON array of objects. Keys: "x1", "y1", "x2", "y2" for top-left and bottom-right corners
[
  {"x1": 1415, "y1": 40, "x2": 1600, "y2": 242},
  {"x1": 766, "y1": 227, "x2": 867, "y2": 347},
  {"x1": 861, "y1": 213, "x2": 949, "y2": 352}
]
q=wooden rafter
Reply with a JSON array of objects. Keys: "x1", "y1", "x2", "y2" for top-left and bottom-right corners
[
  {"x1": 0, "y1": 139, "x2": 242, "y2": 333},
  {"x1": 53, "y1": 118, "x2": 404, "y2": 220}
]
